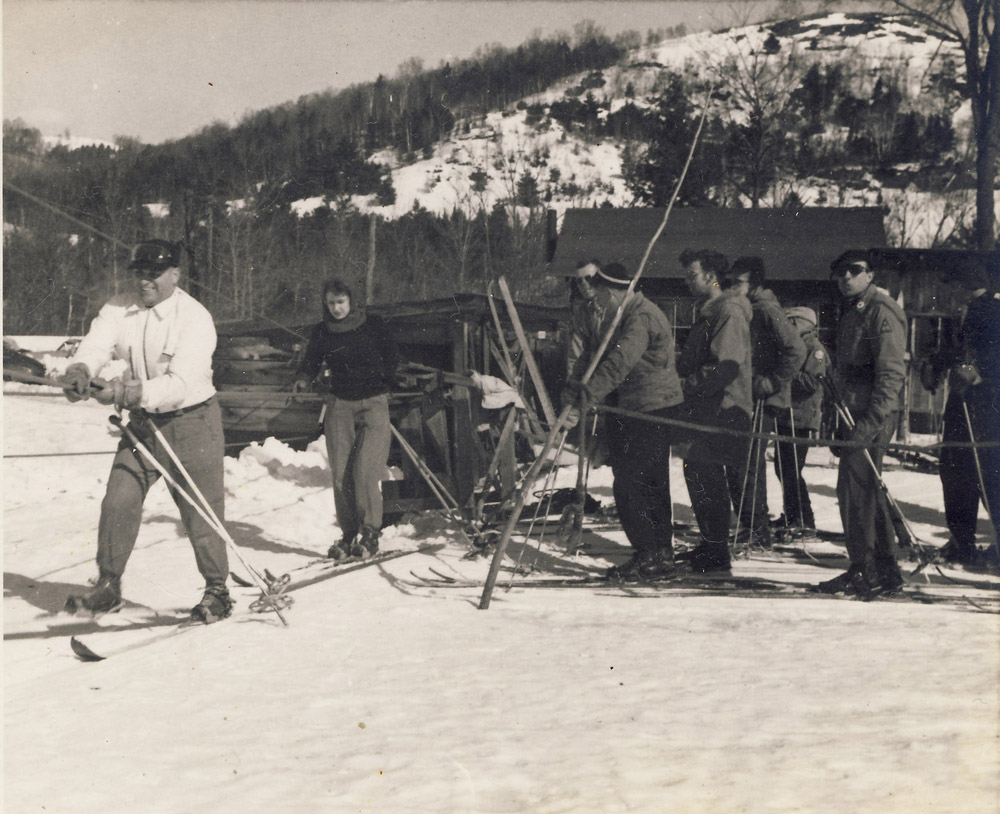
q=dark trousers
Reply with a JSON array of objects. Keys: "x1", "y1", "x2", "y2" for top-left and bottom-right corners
[
  {"x1": 940, "y1": 392, "x2": 1000, "y2": 548},
  {"x1": 98, "y1": 399, "x2": 227, "y2": 585},
  {"x1": 324, "y1": 394, "x2": 392, "y2": 538},
  {"x1": 606, "y1": 409, "x2": 673, "y2": 557},
  {"x1": 774, "y1": 424, "x2": 815, "y2": 527},
  {"x1": 683, "y1": 459, "x2": 731, "y2": 545},
  {"x1": 836, "y1": 413, "x2": 897, "y2": 575}
]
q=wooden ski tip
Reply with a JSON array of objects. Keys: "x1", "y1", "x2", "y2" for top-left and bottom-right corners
[
  {"x1": 70, "y1": 636, "x2": 105, "y2": 662},
  {"x1": 230, "y1": 570, "x2": 254, "y2": 588}
]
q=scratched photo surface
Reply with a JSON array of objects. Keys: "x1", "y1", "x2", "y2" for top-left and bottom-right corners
[{"x1": 4, "y1": 1, "x2": 999, "y2": 812}]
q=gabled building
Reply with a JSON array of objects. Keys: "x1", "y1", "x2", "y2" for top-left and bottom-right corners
[{"x1": 547, "y1": 205, "x2": 888, "y2": 346}]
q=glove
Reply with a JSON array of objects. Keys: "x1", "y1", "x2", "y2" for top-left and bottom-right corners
[
  {"x1": 92, "y1": 378, "x2": 143, "y2": 410},
  {"x1": 117, "y1": 378, "x2": 143, "y2": 410},
  {"x1": 919, "y1": 358, "x2": 942, "y2": 393},
  {"x1": 791, "y1": 372, "x2": 819, "y2": 401},
  {"x1": 394, "y1": 372, "x2": 420, "y2": 390},
  {"x1": 752, "y1": 375, "x2": 776, "y2": 400},
  {"x1": 563, "y1": 405, "x2": 581, "y2": 430},
  {"x1": 950, "y1": 363, "x2": 982, "y2": 396},
  {"x1": 60, "y1": 363, "x2": 91, "y2": 402},
  {"x1": 829, "y1": 424, "x2": 849, "y2": 458},
  {"x1": 292, "y1": 378, "x2": 311, "y2": 394},
  {"x1": 562, "y1": 378, "x2": 593, "y2": 405},
  {"x1": 848, "y1": 419, "x2": 878, "y2": 448}
]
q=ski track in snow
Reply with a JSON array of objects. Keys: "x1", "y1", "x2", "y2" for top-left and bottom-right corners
[{"x1": 4, "y1": 388, "x2": 999, "y2": 814}]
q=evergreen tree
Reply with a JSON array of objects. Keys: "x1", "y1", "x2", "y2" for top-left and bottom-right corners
[{"x1": 625, "y1": 74, "x2": 720, "y2": 206}]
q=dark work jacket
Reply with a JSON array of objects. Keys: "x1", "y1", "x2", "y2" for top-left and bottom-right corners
[
  {"x1": 565, "y1": 291, "x2": 683, "y2": 413},
  {"x1": 748, "y1": 288, "x2": 807, "y2": 412},
  {"x1": 924, "y1": 290, "x2": 1000, "y2": 398},
  {"x1": 297, "y1": 312, "x2": 399, "y2": 401},
  {"x1": 674, "y1": 290, "x2": 754, "y2": 465},
  {"x1": 939, "y1": 290, "x2": 1000, "y2": 431},
  {"x1": 834, "y1": 284, "x2": 907, "y2": 439},
  {"x1": 961, "y1": 290, "x2": 1000, "y2": 387}
]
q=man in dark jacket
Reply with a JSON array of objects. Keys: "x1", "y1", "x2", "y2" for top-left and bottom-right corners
[
  {"x1": 920, "y1": 259, "x2": 1000, "y2": 566},
  {"x1": 295, "y1": 278, "x2": 399, "y2": 560},
  {"x1": 673, "y1": 249, "x2": 754, "y2": 572},
  {"x1": 563, "y1": 260, "x2": 684, "y2": 580},
  {"x1": 773, "y1": 306, "x2": 831, "y2": 533},
  {"x1": 814, "y1": 250, "x2": 907, "y2": 597},
  {"x1": 720, "y1": 257, "x2": 806, "y2": 548}
]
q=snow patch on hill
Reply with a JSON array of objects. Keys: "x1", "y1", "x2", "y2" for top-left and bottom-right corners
[{"x1": 325, "y1": 12, "x2": 983, "y2": 249}]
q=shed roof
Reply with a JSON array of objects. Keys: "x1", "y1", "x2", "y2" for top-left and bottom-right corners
[
  {"x1": 869, "y1": 247, "x2": 1000, "y2": 280},
  {"x1": 216, "y1": 294, "x2": 568, "y2": 349},
  {"x1": 547, "y1": 207, "x2": 888, "y2": 282}
]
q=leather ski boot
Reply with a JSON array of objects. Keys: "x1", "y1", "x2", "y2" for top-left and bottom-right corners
[
  {"x1": 677, "y1": 540, "x2": 731, "y2": 572},
  {"x1": 190, "y1": 582, "x2": 233, "y2": 624},
  {"x1": 327, "y1": 533, "x2": 357, "y2": 561},
  {"x1": 351, "y1": 526, "x2": 380, "y2": 560},
  {"x1": 64, "y1": 574, "x2": 122, "y2": 615}
]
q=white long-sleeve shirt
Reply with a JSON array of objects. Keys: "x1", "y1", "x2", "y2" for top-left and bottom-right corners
[{"x1": 72, "y1": 287, "x2": 217, "y2": 412}]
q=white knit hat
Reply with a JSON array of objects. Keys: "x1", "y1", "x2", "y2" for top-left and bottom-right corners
[{"x1": 785, "y1": 306, "x2": 817, "y2": 327}]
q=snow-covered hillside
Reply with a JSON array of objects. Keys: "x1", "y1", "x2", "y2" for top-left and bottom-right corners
[
  {"x1": 128, "y1": 12, "x2": 994, "y2": 250},
  {"x1": 315, "y1": 12, "x2": 990, "y2": 249}
]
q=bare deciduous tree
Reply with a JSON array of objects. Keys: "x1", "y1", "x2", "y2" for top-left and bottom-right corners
[{"x1": 883, "y1": 0, "x2": 999, "y2": 249}]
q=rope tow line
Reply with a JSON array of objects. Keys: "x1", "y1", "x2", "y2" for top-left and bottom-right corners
[
  {"x1": 592, "y1": 404, "x2": 1000, "y2": 452},
  {"x1": 4, "y1": 181, "x2": 309, "y2": 344}
]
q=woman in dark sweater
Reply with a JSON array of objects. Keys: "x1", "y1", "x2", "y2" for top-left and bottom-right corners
[{"x1": 294, "y1": 278, "x2": 399, "y2": 559}]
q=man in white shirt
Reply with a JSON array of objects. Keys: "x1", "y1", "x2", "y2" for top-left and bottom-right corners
[{"x1": 60, "y1": 239, "x2": 231, "y2": 623}]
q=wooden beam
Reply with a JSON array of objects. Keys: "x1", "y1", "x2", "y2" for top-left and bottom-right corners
[{"x1": 495, "y1": 276, "x2": 556, "y2": 427}]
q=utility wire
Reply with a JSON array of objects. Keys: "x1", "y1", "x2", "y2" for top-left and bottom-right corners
[{"x1": 4, "y1": 180, "x2": 309, "y2": 343}]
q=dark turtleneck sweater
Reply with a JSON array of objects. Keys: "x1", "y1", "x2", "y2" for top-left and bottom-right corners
[{"x1": 297, "y1": 310, "x2": 399, "y2": 400}]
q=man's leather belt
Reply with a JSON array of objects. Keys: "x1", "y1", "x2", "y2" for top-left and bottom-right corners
[{"x1": 134, "y1": 396, "x2": 214, "y2": 420}]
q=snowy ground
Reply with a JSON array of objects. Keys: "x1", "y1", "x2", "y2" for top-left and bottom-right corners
[{"x1": 4, "y1": 383, "x2": 999, "y2": 814}]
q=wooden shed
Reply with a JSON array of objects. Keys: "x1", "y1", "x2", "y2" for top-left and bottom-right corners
[
  {"x1": 547, "y1": 206, "x2": 890, "y2": 282},
  {"x1": 868, "y1": 248, "x2": 1000, "y2": 434}
]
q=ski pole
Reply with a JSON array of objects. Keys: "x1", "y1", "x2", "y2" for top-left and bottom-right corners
[
  {"x1": 733, "y1": 400, "x2": 763, "y2": 552},
  {"x1": 389, "y1": 424, "x2": 461, "y2": 513},
  {"x1": 388, "y1": 424, "x2": 478, "y2": 547},
  {"x1": 817, "y1": 377, "x2": 922, "y2": 554},
  {"x1": 746, "y1": 405, "x2": 767, "y2": 546},
  {"x1": 961, "y1": 398, "x2": 999, "y2": 561},
  {"x1": 559, "y1": 392, "x2": 593, "y2": 552},
  {"x1": 508, "y1": 427, "x2": 571, "y2": 580},
  {"x1": 773, "y1": 415, "x2": 789, "y2": 534},
  {"x1": 788, "y1": 403, "x2": 806, "y2": 529},
  {"x1": 111, "y1": 415, "x2": 289, "y2": 625}
]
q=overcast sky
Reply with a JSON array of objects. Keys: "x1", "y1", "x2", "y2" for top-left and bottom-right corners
[{"x1": 3, "y1": 0, "x2": 768, "y2": 145}]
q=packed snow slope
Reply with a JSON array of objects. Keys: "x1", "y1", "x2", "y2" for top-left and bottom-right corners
[{"x1": 3, "y1": 387, "x2": 999, "y2": 814}]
